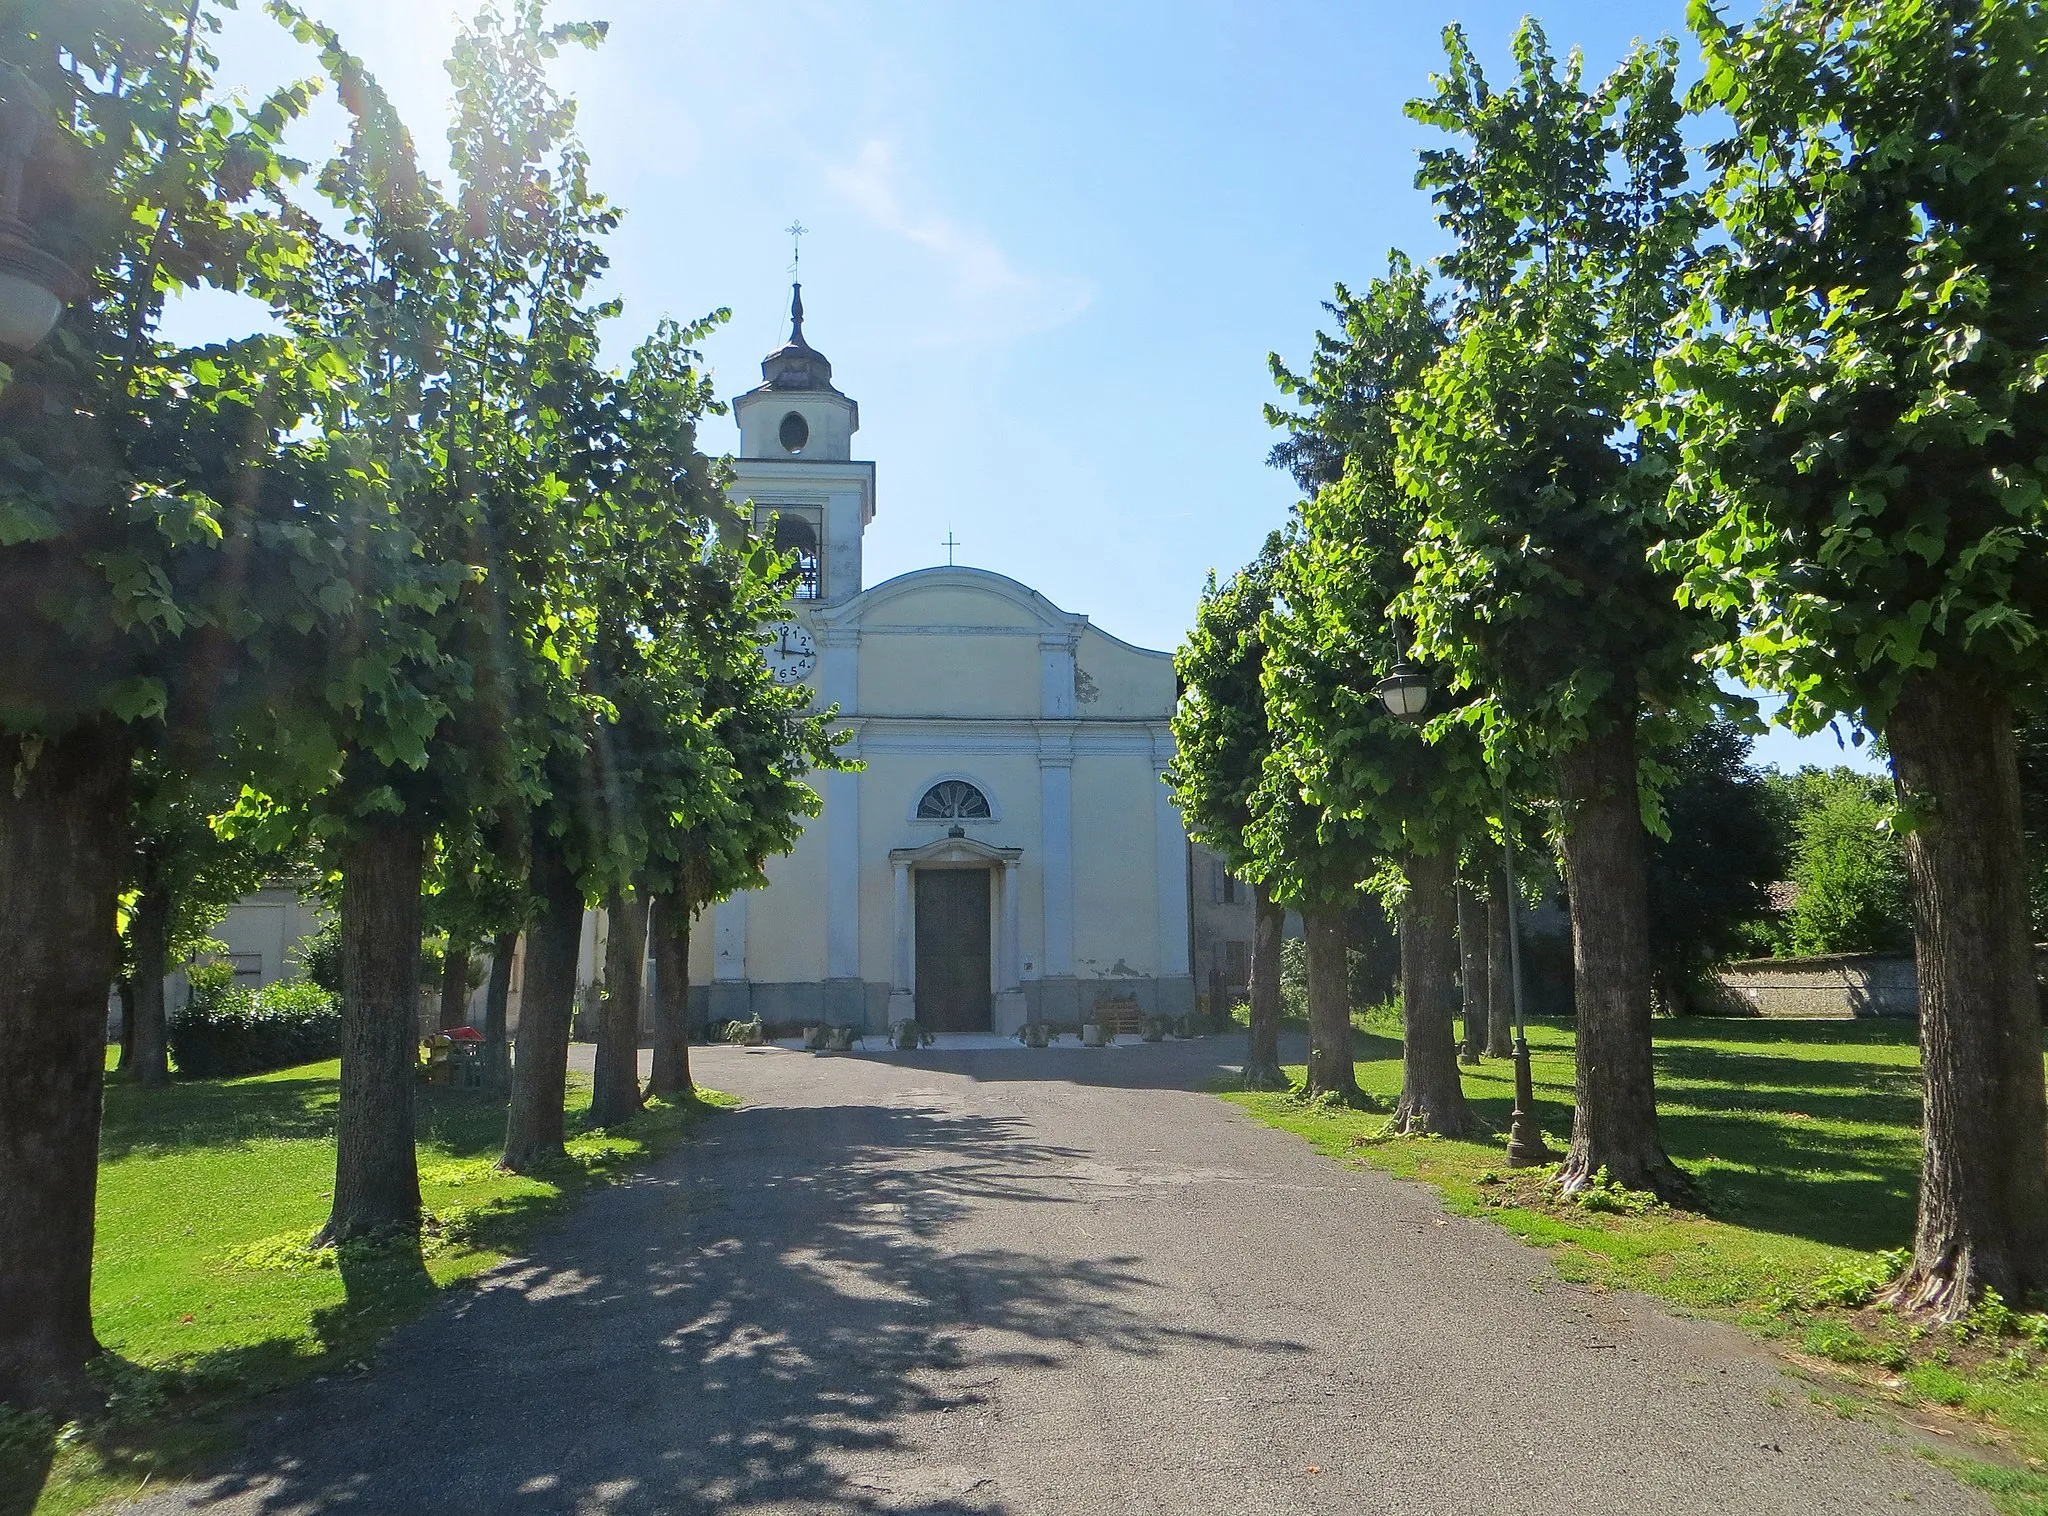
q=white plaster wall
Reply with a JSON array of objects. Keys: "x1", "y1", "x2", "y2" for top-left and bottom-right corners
[
  {"x1": 857, "y1": 594, "x2": 1045, "y2": 717},
  {"x1": 215, "y1": 886, "x2": 328, "y2": 988},
  {"x1": 743, "y1": 802, "x2": 831, "y2": 984},
  {"x1": 1074, "y1": 625, "x2": 1176, "y2": 721},
  {"x1": 687, "y1": 904, "x2": 715, "y2": 985},
  {"x1": 858, "y1": 639, "x2": 1042, "y2": 719},
  {"x1": 1070, "y1": 752, "x2": 1168, "y2": 979}
]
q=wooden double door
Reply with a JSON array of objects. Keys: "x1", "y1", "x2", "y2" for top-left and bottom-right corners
[{"x1": 915, "y1": 867, "x2": 992, "y2": 1032}]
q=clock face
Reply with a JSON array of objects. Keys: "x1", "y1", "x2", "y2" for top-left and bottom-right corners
[{"x1": 762, "y1": 619, "x2": 818, "y2": 685}]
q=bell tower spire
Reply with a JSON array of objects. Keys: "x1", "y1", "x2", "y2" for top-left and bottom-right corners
[{"x1": 727, "y1": 253, "x2": 875, "y2": 604}]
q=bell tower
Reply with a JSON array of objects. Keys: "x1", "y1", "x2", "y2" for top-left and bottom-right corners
[{"x1": 727, "y1": 285, "x2": 876, "y2": 605}]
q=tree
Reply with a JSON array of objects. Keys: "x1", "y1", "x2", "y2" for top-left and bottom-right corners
[
  {"x1": 1656, "y1": 0, "x2": 2048, "y2": 1313},
  {"x1": 1168, "y1": 537, "x2": 1290, "y2": 1089},
  {"x1": 1642, "y1": 720, "x2": 1785, "y2": 1006},
  {"x1": 1244, "y1": 619, "x2": 1385, "y2": 1106},
  {"x1": 591, "y1": 891, "x2": 648, "y2": 1124},
  {"x1": 641, "y1": 541, "x2": 843, "y2": 1102},
  {"x1": 1398, "y1": 22, "x2": 1710, "y2": 1197},
  {"x1": 0, "y1": 1, "x2": 349, "y2": 1406},
  {"x1": 1262, "y1": 255, "x2": 1489, "y2": 1136},
  {"x1": 271, "y1": 2, "x2": 616, "y2": 1229},
  {"x1": 1455, "y1": 877, "x2": 1488, "y2": 1062}
]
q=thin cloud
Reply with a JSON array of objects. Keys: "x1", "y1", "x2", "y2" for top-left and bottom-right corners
[{"x1": 824, "y1": 138, "x2": 1092, "y2": 345}]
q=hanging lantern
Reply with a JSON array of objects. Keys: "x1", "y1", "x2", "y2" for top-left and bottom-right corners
[{"x1": 1374, "y1": 662, "x2": 1431, "y2": 723}]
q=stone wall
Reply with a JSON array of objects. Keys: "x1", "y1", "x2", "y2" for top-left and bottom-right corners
[
  {"x1": 1715, "y1": 953, "x2": 1918, "y2": 1019},
  {"x1": 1716, "y1": 947, "x2": 2048, "y2": 1020}
]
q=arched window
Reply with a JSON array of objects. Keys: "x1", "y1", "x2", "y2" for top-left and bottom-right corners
[
  {"x1": 916, "y1": 780, "x2": 992, "y2": 820},
  {"x1": 771, "y1": 514, "x2": 821, "y2": 600}
]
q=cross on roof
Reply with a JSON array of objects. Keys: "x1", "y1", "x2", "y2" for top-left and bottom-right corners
[
  {"x1": 941, "y1": 530, "x2": 961, "y2": 566},
  {"x1": 786, "y1": 220, "x2": 807, "y2": 277}
]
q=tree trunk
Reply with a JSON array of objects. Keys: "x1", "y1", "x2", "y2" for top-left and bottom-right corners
[
  {"x1": 1395, "y1": 850, "x2": 1479, "y2": 1136},
  {"x1": 589, "y1": 890, "x2": 648, "y2": 1129},
  {"x1": 317, "y1": 812, "x2": 428, "y2": 1245},
  {"x1": 1455, "y1": 879, "x2": 1488, "y2": 1062},
  {"x1": 1302, "y1": 905, "x2": 1359, "y2": 1101},
  {"x1": 481, "y1": 928, "x2": 517, "y2": 1095},
  {"x1": 0, "y1": 721, "x2": 132, "y2": 1408},
  {"x1": 1554, "y1": 712, "x2": 1687, "y2": 1200},
  {"x1": 128, "y1": 880, "x2": 172, "y2": 1089},
  {"x1": 501, "y1": 829, "x2": 584, "y2": 1171},
  {"x1": 1486, "y1": 887, "x2": 1514, "y2": 1058},
  {"x1": 1882, "y1": 667, "x2": 2048, "y2": 1318},
  {"x1": 1243, "y1": 883, "x2": 1287, "y2": 1090},
  {"x1": 437, "y1": 936, "x2": 470, "y2": 1030},
  {"x1": 115, "y1": 975, "x2": 136, "y2": 1075},
  {"x1": 646, "y1": 895, "x2": 695, "y2": 1099}
]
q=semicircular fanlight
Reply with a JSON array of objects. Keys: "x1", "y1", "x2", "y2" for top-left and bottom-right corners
[{"x1": 916, "y1": 780, "x2": 992, "y2": 820}]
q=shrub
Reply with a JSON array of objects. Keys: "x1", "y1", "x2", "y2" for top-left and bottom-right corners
[
  {"x1": 289, "y1": 918, "x2": 343, "y2": 994},
  {"x1": 1788, "y1": 789, "x2": 1911, "y2": 955},
  {"x1": 169, "y1": 977, "x2": 341, "y2": 1078},
  {"x1": 1762, "y1": 769, "x2": 1913, "y2": 956}
]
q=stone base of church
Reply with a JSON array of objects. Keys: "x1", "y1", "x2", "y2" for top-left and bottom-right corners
[
  {"x1": 693, "y1": 980, "x2": 893, "y2": 1032},
  {"x1": 993, "y1": 988, "x2": 1027, "y2": 1036},
  {"x1": 1025, "y1": 977, "x2": 1083, "y2": 1026},
  {"x1": 688, "y1": 975, "x2": 1194, "y2": 1036},
  {"x1": 1024, "y1": 975, "x2": 1196, "y2": 1026},
  {"x1": 822, "y1": 977, "x2": 866, "y2": 1026},
  {"x1": 703, "y1": 980, "x2": 753, "y2": 1029}
]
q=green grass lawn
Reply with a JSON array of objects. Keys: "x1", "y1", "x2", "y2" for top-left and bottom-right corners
[
  {"x1": 2, "y1": 1060, "x2": 731, "y2": 1516},
  {"x1": 1222, "y1": 1012, "x2": 2048, "y2": 1516}
]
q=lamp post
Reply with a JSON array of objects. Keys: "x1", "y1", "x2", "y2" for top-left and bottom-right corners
[
  {"x1": 1373, "y1": 641, "x2": 1454, "y2": 1080},
  {"x1": 0, "y1": 65, "x2": 81, "y2": 353},
  {"x1": 1497, "y1": 770, "x2": 1553, "y2": 1167}
]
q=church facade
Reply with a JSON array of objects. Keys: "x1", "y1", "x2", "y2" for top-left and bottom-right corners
[{"x1": 687, "y1": 291, "x2": 1195, "y2": 1034}]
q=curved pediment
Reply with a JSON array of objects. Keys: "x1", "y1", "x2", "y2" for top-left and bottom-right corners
[{"x1": 817, "y1": 567, "x2": 1088, "y2": 637}]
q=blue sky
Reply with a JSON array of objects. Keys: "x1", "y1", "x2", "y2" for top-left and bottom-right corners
[{"x1": 184, "y1": 0, "x2": 1881, "y2": 776}]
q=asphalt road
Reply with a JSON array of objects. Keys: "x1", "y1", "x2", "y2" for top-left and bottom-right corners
[{"x1": 131, "y1": 1036, "x2": 1981, "y2": 1515}]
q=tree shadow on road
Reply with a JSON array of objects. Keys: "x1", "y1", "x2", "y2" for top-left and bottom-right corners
[
  {"x1": 147, "y1": 1100, "x2": 1307, "y2": 1515},
  {"x1": 859, "y1": 1030, "x2": 1318, "y2": 1095}
]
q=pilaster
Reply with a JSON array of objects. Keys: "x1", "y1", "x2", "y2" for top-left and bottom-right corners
[
  {"x1": 1037, "y1": 725, "x2": 1076, "y2": 1005},
  {"x1": 1152, "y1": 731, "x2": 1191, "y2": 979}
]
